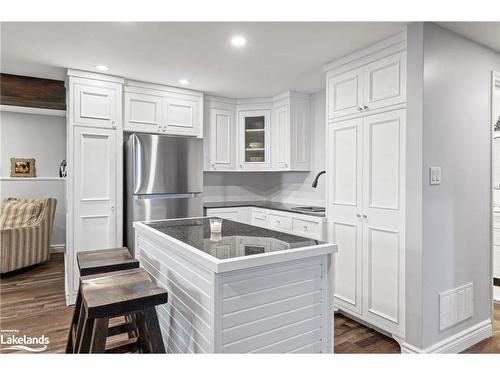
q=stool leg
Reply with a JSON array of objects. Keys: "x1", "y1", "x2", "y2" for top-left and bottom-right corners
[
  {"x1": 136, "y1": 307, "x2": 165, "y2": 354},
  {"x1": 65, "y1": 287, "x2": 82, "y2": 353},
  {"x1": 78, "y1": 314, "x2": 94, "y2": 353},
  {"x1": 90, "y1": 317, "x2": 109, "y2": 353}
]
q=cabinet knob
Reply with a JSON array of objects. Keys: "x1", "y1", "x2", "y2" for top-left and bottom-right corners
[
  {"x1": 362, "y1": 214, "x2": 367, "y2": 219},
  {"x1": 111, "y1": 206, "x2": 115, "y2": 211},
  {"x1": 356, "y1": 214, "x2": 362, "y2": 218},
  {"x1": 357, "y1": 107, "x2": 363, "y2": 111},
  {"x1": 363, "y1": 105, "x2": 369, "y2": 110},
  {"x1": 303, "y1": 225, "x2": 308, "y2": 231}
]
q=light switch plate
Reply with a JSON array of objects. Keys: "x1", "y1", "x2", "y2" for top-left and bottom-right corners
[{"x1": 430, "y1": 167, "x2": 441, "y2": 185}]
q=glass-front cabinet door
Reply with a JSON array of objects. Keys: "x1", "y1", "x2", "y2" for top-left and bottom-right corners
[{"x1": 238, "y1": 109, "x2": 271, "y2": 170}]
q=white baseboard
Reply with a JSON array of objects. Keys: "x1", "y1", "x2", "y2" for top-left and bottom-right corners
[
  {"x1": 400, "y1": 319, "x2": 493, "y2": 353},
  {"x1": 49, "y1": 244, "x2": 65, "y2": 254}
]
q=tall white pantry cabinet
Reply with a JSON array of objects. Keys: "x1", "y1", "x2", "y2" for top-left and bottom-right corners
[
  {"x1": 325, "y1": 32, "x2": 407, "y2": 339},
  {"x1": 65, "y1": 70, "x2": 124, "y2": 304}
]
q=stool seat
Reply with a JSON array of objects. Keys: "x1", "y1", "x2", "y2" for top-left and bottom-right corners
[
  {"x1": 81, "y1": 268, "x2": 167, "y2": 319},
  {"x1": 77, "y1": 247, "x2": 139, "y2": 276}
]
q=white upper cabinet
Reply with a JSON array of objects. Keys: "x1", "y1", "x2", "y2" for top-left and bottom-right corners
[
  {"x1": 124, "y1": 91, "x2": 163, "y2": 133},
  {"x1": 271, "y1": 103, "x2": 290, "y2": 169},
  {"x1": 204, "y1": 92, "x2": 311, "y2": 172},
  {"x1": 164, "y1": 94, "x2": 201, "y2": 136},
  {"x1": 327, "y1": 68, "x2": 364, "y2": 119},
  {"x1": 363, "y1": 51, "x2": 406, "y2": 112},
  {"x1": 123, "y1": 81, "x2": 203, "y2": 137},
  {"x1": 326, "y1": 43, "x2": 406, "y2": 121},
  {"x1": 272, "y1": 94, "x2": 311, "y2": 171},
  {"x1": 70, "y1": 77, "x2": 122, "y2": 129},
  {"x1": 238, "y1": 109, "x2": 271, "y2": 170},
  {"x1": 209, "y1": 108, "x2": 236, "y2": 171}
]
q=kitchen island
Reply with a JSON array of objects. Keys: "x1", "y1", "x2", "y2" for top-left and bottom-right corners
[{"x1": 134, "y1": 217, "x2": 337, "y2": 353}]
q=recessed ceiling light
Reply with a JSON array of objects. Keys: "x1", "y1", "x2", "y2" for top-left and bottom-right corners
[
  {"x1": 96, "y1": 64, "x2": 109, "y2": 72},
  {"x1": 230, "y1": 35, "x2": 246, "y2": 48},
  {"x1": 179, "y1": 79, "x2": 190, "y2": 85}
]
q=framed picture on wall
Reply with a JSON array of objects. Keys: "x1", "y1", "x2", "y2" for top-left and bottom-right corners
[{"x1": 10, "y1": 157, "x2": 36, "y2": 177}]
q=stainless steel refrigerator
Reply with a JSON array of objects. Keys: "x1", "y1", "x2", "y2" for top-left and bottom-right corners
[{"x1": 124, "y1": 133, "x2": 203, "y2": 255}]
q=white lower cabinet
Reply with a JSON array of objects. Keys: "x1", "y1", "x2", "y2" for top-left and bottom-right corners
[
  {"x1": 206, "y1": 207, "x2": 250, "y2": 224},
  {"x1": 327, "y1": 109, "x2": 406, "y2": 338},
  {"x1": 207, "y1": 206, "x2": 325, "y2": 241},
  {"x1": 251, "y1": 208, "x2": 325, "y2": 241}
]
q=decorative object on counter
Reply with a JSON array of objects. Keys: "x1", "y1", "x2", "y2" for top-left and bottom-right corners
[
  {"x1": 10, "y1": 157, "x2": 36, "y2": 177},
  {"x1": 209, "y1": 217, "x2": 222, "y2": 233},
  {"x1": 59, "y1": 159, "x2": 67, "y2": 177},
  {"x1": 210, "y1": 231, "x2": 223, "y2": 242}
]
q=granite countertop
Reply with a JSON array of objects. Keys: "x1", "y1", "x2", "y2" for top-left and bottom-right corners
[
  {"x1": 145, "y1": 218, "x2": 323, "y2": 260},
  {"x1": 203, "y1": 200, "x2": 326, "y2": 218}
]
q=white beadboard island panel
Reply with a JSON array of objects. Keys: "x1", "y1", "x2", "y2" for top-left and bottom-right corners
[{"x1": 134, "y1": 219, "x2": 337, "y2": 353}]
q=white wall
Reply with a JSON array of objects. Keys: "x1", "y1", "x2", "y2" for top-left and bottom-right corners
[
  {"x1": 406, "y1": 22, "x2": 500, "y2": 350},
  {"x1": 0, "y1": 111, "x2": 66, "y2": 245},
  {"x1": 203, "y1": 90, "x2": 327, "y2": 206}
]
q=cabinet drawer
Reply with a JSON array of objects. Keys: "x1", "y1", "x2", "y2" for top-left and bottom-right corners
[
  {"x1": 251, "y1": 209, "x2": 268, "y2": 227},
  {"x1": 292, "y1": 217, "x2": 321, "y2": 238},
  {"x1": 494, "y1": 230, "x2": 500, "y2": 246},
  {"x1": 268, "y1": 213, "x2": 292, "y2": 231}
]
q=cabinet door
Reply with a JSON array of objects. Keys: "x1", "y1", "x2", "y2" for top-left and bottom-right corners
[
  {"x1": 124, "y1": 92, "x2": 163, "y2": 133},
  {"x1": 361, "y1": 109, "x2": 405, "y2": 336},
  {"x1": 239, "y1": 110, "x2": 271, "y2": 170},
  {"x1": 210, "y1": 109, "x2": 236, "y2": 170},
  {"x1": 327, "y1": 69, "x2": 363, "y2": 120},
  {"x1": 363, "y1": 51, "x2": 406, "y2": 112},
  {"x1": 73, "y1": 127, "x2": 117, "y2": 289},
  {"x1": 164, "y1": 95, "x2": 201, "y2": 136},
  {"x1": 271, "y1": 103, "x2": 290, "y2": 169},
  {"x1": 327, "y1": 118, "x2": 363, "y2": 315},
  {"x1": 72, "y1": 80, "x2": 121, "y2": 129}
]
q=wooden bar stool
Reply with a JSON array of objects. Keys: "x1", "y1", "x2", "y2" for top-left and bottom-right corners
[
  {"x1": 66, "y1": 247, "x2": 140, "y2": 353},
  {"x1": 77, "y1": 268, "x2": 167, "y2": 353}
]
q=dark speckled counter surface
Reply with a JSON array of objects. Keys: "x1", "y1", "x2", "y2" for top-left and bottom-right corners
[
  {"x1": 145, "y1": 217, "x2": 322, "y2": 260},
  {"x1": 203, "y1": 201, "x2": 326, "y2": 218}
]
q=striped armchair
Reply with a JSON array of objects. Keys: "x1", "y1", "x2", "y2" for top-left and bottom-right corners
[{"x1": 0, "y1": 198, "x2": 57, "y2": 273}]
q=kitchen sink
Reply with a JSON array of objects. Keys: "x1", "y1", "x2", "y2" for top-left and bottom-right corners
[{"x1": 291, "y1": 206, "x2": 325, "y2": 213}]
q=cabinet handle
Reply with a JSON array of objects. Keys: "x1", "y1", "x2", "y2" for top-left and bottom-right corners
[
  {"x1": 303, "y1": 225, "x2": 308, "y2": 231},
  {"x1": 357, "y1": 107, "x2": 363, "y2": 111},
  {"x1": 362, "y1": 214, "x2": 368, "y2": 219},
  {"x1": 356, "y1": 214, "x2": 361, "y2": 218},
  {"x1": 363, "y1": 105, "x2": 369, "y2": 111},
  {"x1": 111, "y1": 206, "x2": 115, "y2": 211}
]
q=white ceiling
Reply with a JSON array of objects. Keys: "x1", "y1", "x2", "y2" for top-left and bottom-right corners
[
  {"x1": 1, "y1": 22, "x2": 498, "y2": 98},
  {"x1": 0, "y1": 22, "x2": 407, "y2": 98}
]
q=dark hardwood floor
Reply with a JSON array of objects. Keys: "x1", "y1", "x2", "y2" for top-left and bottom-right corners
[{"x1": 1, "y1": 253, "x2": 499, "y2": 354}]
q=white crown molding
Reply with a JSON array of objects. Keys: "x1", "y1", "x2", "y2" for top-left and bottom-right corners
[
  {"x1": 66, "y1": 69, "x2": 125, "y2": 84},
  {"x1": 399, "y1": 319, "x2": 493, "y2": 353}
]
